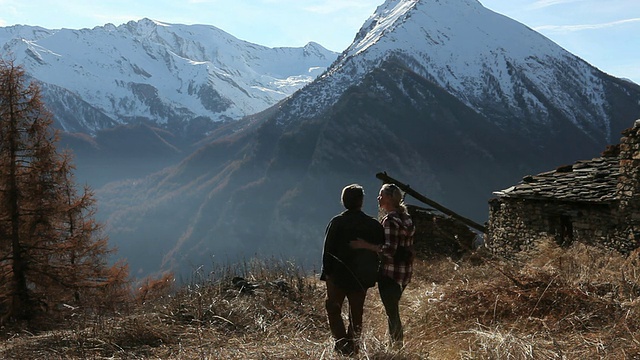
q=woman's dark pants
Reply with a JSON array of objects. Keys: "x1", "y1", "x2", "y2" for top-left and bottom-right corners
[{"x1": 378, "y1": 275, "x2": 405, "y2": 345}]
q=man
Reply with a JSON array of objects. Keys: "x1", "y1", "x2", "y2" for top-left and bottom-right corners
[{"x1": 320, "y1": 184, "x2": 385, "y2": 355}]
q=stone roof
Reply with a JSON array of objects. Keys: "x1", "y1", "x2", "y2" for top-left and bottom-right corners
[{"x1": 493, "y1": 156, "x2": 620, "y2": 203}]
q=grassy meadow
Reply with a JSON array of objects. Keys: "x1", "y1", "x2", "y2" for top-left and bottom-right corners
[{"x1": 2, "y1": 239, "x2": 640, "y2": 359}]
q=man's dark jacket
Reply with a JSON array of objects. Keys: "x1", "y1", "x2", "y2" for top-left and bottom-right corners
[{"x1": 321, "y1": 209, "x2": 385, "y2": 292}]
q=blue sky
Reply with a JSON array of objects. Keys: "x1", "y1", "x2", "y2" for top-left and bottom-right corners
[{"x1": 1, "y1": 0, "x2": 638, "y2": 84}]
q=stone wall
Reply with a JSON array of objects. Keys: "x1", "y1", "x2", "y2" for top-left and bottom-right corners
[
  {"x1": 487, "y1": 198, "x2": 620, "y2": 256},
  {"x1": 487, "y1": 119, "x2": 640, "y2": 256},
  {"x1": 617, "y1": 119, "x2": 640, "y2": 249},
  {"x1": 408, "y1": 205, "x2": 476, "y2": 259}
]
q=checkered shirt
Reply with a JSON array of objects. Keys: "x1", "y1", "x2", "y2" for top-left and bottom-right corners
[{"x1": 379, "y1": 210, "x2": 415, "y2": 287}]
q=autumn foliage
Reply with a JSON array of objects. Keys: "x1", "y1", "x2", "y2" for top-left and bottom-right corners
[
  {"x1": 0, "y1": 59, "x2": 129, "y2": 324},
  {"x1": 135, "y1": 272, "x2": 175, "y2": 305}
]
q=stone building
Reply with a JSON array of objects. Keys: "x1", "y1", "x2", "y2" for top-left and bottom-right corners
[
  {"x1": 407, "y1": 205, "x2": 477, "y2": 259},
  {"x1": 486, "y1": 120, "x2": 640, "y2": 255}
]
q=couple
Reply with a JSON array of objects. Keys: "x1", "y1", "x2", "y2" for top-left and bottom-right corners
[{"x1": 320, "y1": 183, "x2": 416, "y2": 355}]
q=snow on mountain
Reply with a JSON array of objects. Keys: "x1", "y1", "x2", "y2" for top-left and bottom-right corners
[
  {"x1": 282, "y1": 0, "x2": 617, "y2": 142},
  {"x1": 95, "y1": 0, "x2": 640, "y2": 276},
  {"x1": 0, "y1": 19, "x2": 338, "y2": 134}
]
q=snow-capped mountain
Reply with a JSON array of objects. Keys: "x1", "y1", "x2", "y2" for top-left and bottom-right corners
[
  {"x1": 277, "y1": 0, "x2": 626, "y2": 143},
  {"x1": 0, "y1": 19, "x2": 338, "y2": 135},
  {"x1": 98, "y1": 0, "x2": 640, "y2": 276}
]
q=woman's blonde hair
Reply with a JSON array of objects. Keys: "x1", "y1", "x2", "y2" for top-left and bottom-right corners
[{"x1": 380, "y1": 183, "x2": 408, "y2": 214}]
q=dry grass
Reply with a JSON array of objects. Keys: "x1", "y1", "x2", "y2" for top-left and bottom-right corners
[{"x1": 3, "y1": 240, "x2": 640, "y2": 359}]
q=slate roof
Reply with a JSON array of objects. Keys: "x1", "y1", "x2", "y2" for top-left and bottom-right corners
[{"x1": 493, "y1": 156, "x2": 620, "y2": 203}]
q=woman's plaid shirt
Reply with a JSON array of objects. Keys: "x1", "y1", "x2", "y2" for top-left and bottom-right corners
[{"x1": 379, "y1": 210, "x2": 416, "y2": 287}]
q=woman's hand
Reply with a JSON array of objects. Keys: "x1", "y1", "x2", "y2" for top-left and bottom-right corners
[
  {"x1": 350, "y1": 238, "x2": 380, "y2": 252},
  {"x1": 350, "y1": 238, "x2": 368, "y2": 249}
]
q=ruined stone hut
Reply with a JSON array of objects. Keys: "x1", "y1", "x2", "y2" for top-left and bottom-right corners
[
  {"x1": 376, "y1": 172, "x2": 481, "y2": 258},
  {"x1": 486, "y1": 119, "x2": 640, "y2": 255},
  {"x1": 406, "y1": 205, "x2": 477, "y2": 259}
]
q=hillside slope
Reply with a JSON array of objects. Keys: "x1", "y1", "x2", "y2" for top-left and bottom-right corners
[
  {"x1": 100, "y1": 0, "x2": 640, "y2": 276},
  {"x1": 2, "y1": 242, "x2": 640, "y2": 359}
]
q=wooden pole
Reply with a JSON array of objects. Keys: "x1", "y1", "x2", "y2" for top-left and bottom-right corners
[{"x1": 376, "y1": 172, "x2": 486, "y2": 233}]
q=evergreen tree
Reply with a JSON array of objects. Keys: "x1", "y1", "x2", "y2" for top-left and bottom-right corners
[{"x1": 0, "y1": 58, "x2": 128, "y2": 323}]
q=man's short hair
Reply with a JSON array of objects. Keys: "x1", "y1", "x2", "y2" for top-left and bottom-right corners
[{"x1": 341, "y1": 184, "x2": 364, "y2": 210}]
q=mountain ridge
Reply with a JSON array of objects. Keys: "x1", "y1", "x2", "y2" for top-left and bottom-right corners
[
  {"x1": 284, "y1": 0, "x2": 622, "y2": 145},
  {"x1": 1, "y1": 18, "x2": 338, "y2": 135},
  {"x1": 10, "y1": 0, "x2": 639, "y2": 277}
]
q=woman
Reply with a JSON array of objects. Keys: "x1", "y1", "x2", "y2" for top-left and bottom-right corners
[{"x1": 351, "y1": 183, "x2": 416, "y2": 347}]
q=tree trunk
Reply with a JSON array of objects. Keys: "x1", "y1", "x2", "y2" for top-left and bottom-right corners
[{"x1": 6, "y1": 64, "x2": 31, "y2": 320}]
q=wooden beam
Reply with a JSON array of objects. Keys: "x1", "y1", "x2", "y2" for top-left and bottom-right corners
[{"x1": 376, "y1": 172, "x2": 486, "y2": 233}]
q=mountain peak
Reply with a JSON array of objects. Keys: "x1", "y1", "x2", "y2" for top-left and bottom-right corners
[
  {"x1": 346, "y1": 0, "x2": 547, "y2": 61},
  {"x1": 122, "y1": 18, "x2": 169, "y2": 36},
  {"x1": 300, "y1": 0, "x2": 619, "y2": 143},
  {"x1": 347, "y1": 0, "x2": 419, "y2": 57},
  {"x1": 0, "y1": 21, "x2": 339, "y2": 135},
  {"x1": 89, "y1": 0, "x2": 640, "y2": 278}
]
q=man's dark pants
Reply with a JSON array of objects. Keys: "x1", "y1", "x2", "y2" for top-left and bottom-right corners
[{"x1": 325, "y1": 278, "x2": 366, "y2": 349}]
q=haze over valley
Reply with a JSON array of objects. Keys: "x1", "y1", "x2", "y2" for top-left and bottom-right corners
[{"x1": 2, "y1": 0, "x2": 639, "y2": 277}]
